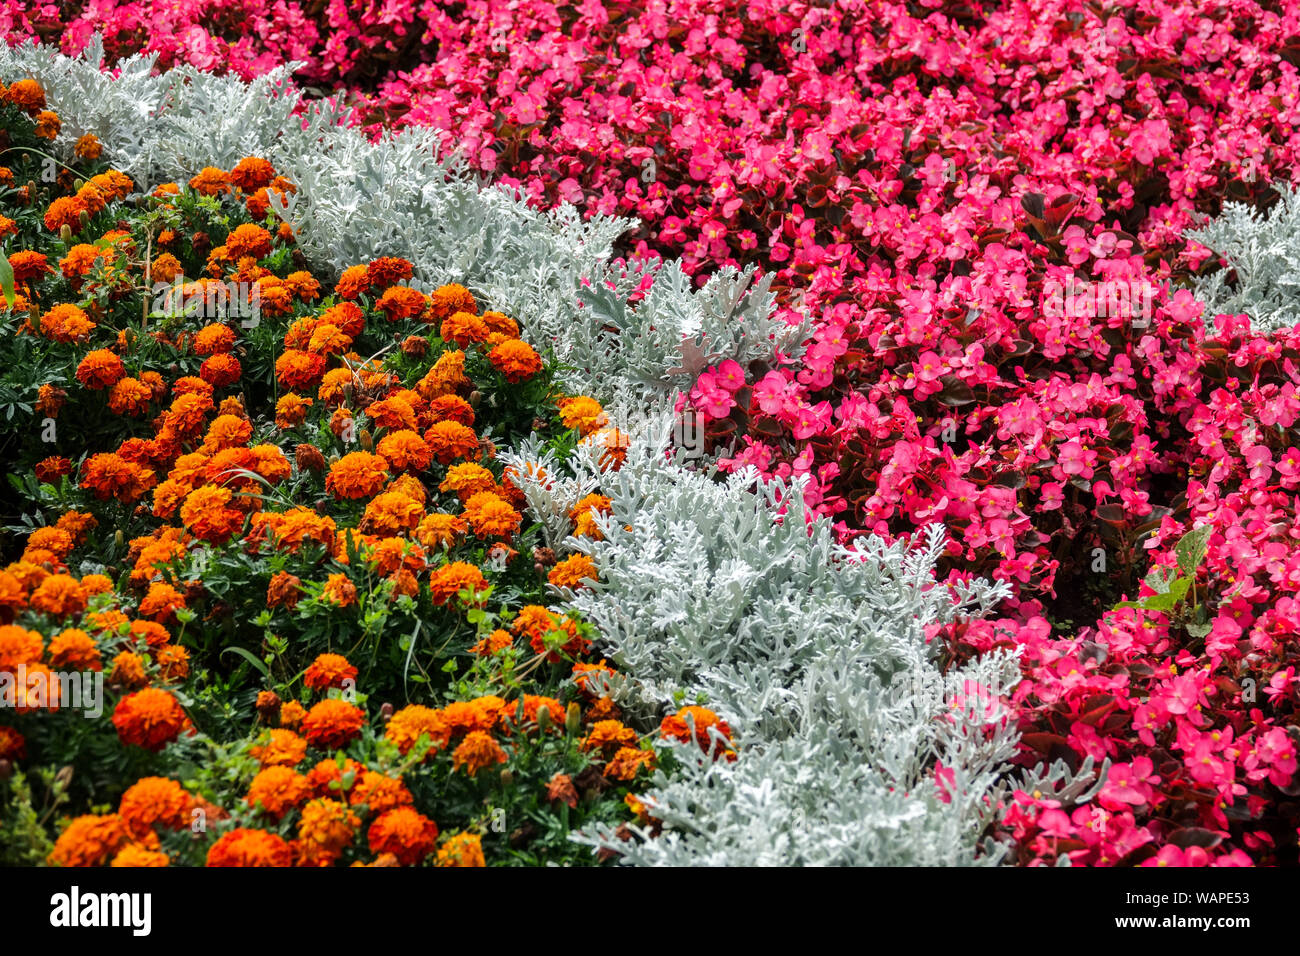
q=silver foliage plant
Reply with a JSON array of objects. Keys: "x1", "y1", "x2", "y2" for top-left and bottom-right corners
[
  {"x1": 503, "y1": 421, "x2": 1079, "y2": 866},
  {"x1": 0, "y1": 37, "x2": 1084, "y2": 865},
  {"x1": 1184, "y1": 179, "x2": 1300, "y2": 335},
  {"x1": 0, "y1": 35, "x2": 802, "y2": 409}
]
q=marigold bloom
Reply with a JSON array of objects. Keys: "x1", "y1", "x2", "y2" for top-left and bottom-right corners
[
  {"x1": 440, "y1": 310, "x2": 489, "y2": 347},
  {"x1": 549, "y1": 553, "x2": 598, "y2": 590},
  {"x1": 366, "y1": 256, "x2": 413, "y2": 288},
  {"x1": 349, "y1": 771, "x2": 414, "y2": 814},
  {"x1": 30, "y1": 574, "x2": 87, "y2": 618},
  {"x1": 384, "y1": 705, "x2": 448, "y2": 756},
  {"x1": 377, "y1": 285, "x2": 427, "y2": 322},
  {"x1": 206, "y1": 828, "x2": 292, "y2": 867},
  {"x1": 659, "y1": 705, "x2": 735, "y2": 757},
  {"x1": 321, "y1": 301, "x2": 366, "y2": 337},
  {"x1": 80, "y1": 454, "x2": 155, "y2": 504},
  {"x1": 251, "y1": 728, "x2": 308, "y2": 767},
  {"x1": 462, "y1": 491, "x2": 521, "y2": 538},
  {"x1": 368, "y1": 807, "x2": 439, "y2": 865},
  {"x1": 301, "y1": 699, "x2": 365, "y2": 750},
  {"x1": 436, "y1": 831, "x2": 485, "y2": 867},
  {"x1": 427, "y1": 284, "x2": 477, "y2": 323},
  {"x1": 0, "y1": 725, "x2": 25, "y2": 760},
  {"x1": 108, "y1": 376, "x2": 154, "y2": 416},
  {"x1": 6, "y1": 78, "x2": 46, "y2": 114},
  {"x1": 424, "y1": 420, "x2": 480, "y2": 464},
  {"x1": 267, "y1": 571, "x2": 303, "y2": 609},
  {"x1": 75, "y1": 349, "x2": 125, "y2": 390},
  {"x1": 285, "y1": 271, "x2": 321, "y2": 300},
  {"x1": 46, "y1": 628, "x2": 101, "y2": 672},
  {"x1": 119, "y1": 777, "x2": 193, "y2": 836},
  {"x1": 32, "y1": 109, "x2": 60, "y2": 139},
  {"x1": 109, "y1": 650, "x2": 148, "y2": 690},
  {"x1": 230, "y1": 157, "x2": 276, "y2": 192},
  {"x1": 129, "y1": 619, "x2": 171, "y2": 648},
  {"x1": 275, "y1": 349, "x2": 327, "y2": 391},
  {"x1": 0, "y1": 625, "x2": 43, "y2": 671},
  {"x1": 361, "y1": 491, "x2": 424, "y2": 536},
  {"x1": 8, "y1": 249, "x2": 51, "y2": 285},
  {"x1": 605, "y1": 746, "x2": 657, "y2": 781},
  {"x1": 489, "y1": 339, "x2": 543, "y2": 382},
  {"x1": 471, "y1": 628, "x2": 513, "y2": 656},
  {"x1": 452, "y1": 730, "x2": 507, "y2": 776},
  {"x1": 427, "y1": 561, "x2": 489, "y2": 606},
  {"x1": 49, "y1": 814, "x2": 131, "y2": 867},
  {"x1": 321, "y1": 573, "x2": 358, "y2": 608},
  {"x1": 74, "y1": 133, "x2": 103, "y2": 159},
  {"x1": 43, "y1": 196, "x2": 86, "y2": 234},
  {"x1": 112, "y1": 688, "x2": 187, "y2": 751},
  {"x1": 581, "y1": 719, "x2": 640, "y2": 756},
  {"x1": 326, "y1": 452, "x2": 389, "y2": 500},
  {"x1": 154, "y1": 644, "x2": 190, "y2": 682},
  {"x1": 304, "y1": 757, "x2": 366, "y2": 798},
  {"x1": 334, "y1": 265, "x2": 371, "y2": 300},
  {"x1": 559, "y1": 396, "x2": 606, "y2": 436},
  {"x1": 188, "y1": 167, "x2": 231, "y2": 196},
  {"x1": 481, "y1": 310, "x2": 520, "y2": 338},
  {"x1": 428, "y1": 394, "x2": 475, "y2": 427},
  {"x1": 179, "y1": 484, "x2": 244, "y2": 544},
  {"x1": 111, "y1": 845, "x2": 170, "y2": 867},
  {"x1": 193, "y1": 323, "x2": 236, "y2": 356},
  {"x1": 297, "y1": 798, "x2": 360, "y2": 864},
  {"x1": 280, "y1": 700, "x2": 307, "y2": 731},
  {"x1": 303, "y1": 653, "x2": 358, "y2": 692},
  {"x1": 245, "y1": 766, "x2": 311, "y2": 820}
]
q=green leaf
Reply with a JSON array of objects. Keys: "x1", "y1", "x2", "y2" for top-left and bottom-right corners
[
  {"x1": 0, "y1": 251, "x2": 13, "y2": 310},
  {"x1": 1167, "y1": 575, "x2": 1192, "y2": 604},
  {"x1": 220, "y1": 645, "x2": 270, "y2": 678},
  {"x1": 1175, "y1": 524, "x2": 1212, "y2": 576},
  {"x1": 1143, "y1": 566, "x2": 1176, "y2": 594}
]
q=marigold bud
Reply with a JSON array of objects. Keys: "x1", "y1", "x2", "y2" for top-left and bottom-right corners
[
  {"x1": 469, "y1": 390, "x2": 482, "y2": 408},
  {"x1": 379, "y1": 702, "x2": 394, "y2": 721},
  {"x1": 536, "y1": 705, "x2": 552, "y2": 733},
  {"x1": 114, "y1": 529, "x2": 124, "y2": 548},
  {"x1": 0, "y1": 759, "x2": 10, "y2": 782},
  {"x1": 565, "y1": 702, "x2": 581, "y2": 735},
  {"x1": 78, "y1": 210, "x2": 90, "y2": 228},
  {"x1": 255, "y1": 690, "x2": 281, "y2": 723},
  {"x1": 500, "y1": 768, "x2": 514, "y2": 787},
  {"x1": 359, "y1": 428, "x2": 373, "y2": 452},
  {"x1": 59, "y1": 223, "x2": 72, "y2": 241}
]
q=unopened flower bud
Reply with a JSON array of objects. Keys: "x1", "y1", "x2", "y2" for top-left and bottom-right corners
[
  {"x1": 469, "y1": 390, "x2": 482, "y2": 408},
  {"x1": 78, "y1": 210, "x2": 90, "y2": 228},
  {"x1": 500, "y1": 768, "x2": 514, "y2": 787},
  {"x1": 565, "y1": 702, "x2": 581, "y2": 735},
  {"x1": 0, "y1": 759, "x2": 10, "y2": 782},
  {"x1": 59, "y1": 224, "x2": 72, "y2": 242},
  {"x1": 536, "y1": 705, "x2": 552, "y2": 733},
  {"x1": 255, "y1": 690, "x2": 281, "y2": 723},
  {"x1": 379, "y1": 702, "x2": 394, "y2": 722},
  {"x1": 114, "y1": 529, "x2": 124, "y2": 548},
  {"x1": 359, "y1": 428, "x2": 373, "y2": 452}
]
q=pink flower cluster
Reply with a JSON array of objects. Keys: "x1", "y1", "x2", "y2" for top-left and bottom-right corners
[{"x1": 16, "y1": 0, "x2": 1300, "y2": 866}]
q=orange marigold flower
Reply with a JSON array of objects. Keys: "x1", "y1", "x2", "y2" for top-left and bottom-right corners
[
  {"x1": 322, "y1": 573, "x2": 358, "y2": 608},
  {"x1": 303, "y1": 653, "x2": 358, "y2": 692},
  {"x1": 376, "y1": 285, "x2": 427, "y2": 322},
  {"x1": 150, "y1": 252, "x2": 182, "y2": 284},
  {"x1": 488, "y1": 339, "x2": 543, "y2": 383},
  {"x1": 0, "y1": 725, "x2": 26, "y2": 760},
  {"x1": 548, "y1": 553, "x2": 598, "y2": 590},
  {"x1": 49, "y1": 814, "x2": 131, "y2": 867},
  {"x1": 110, "y1": 845, "x2": 170, "y2": 867},
  {"x1": 47, "y1": 628, "x2": 101, "y2": 671},
  {"x1": 266, "y1": 571, "x2": 303, "y2": 609},
  {"x1": 427, "y1": 284, "x2": 476, "y2": 323},
  {"x1": 179, "y1": 484, "x2": 244, "y2": 544},
  {"x1": 129, "y1": 619, "x2": 171, "y2": 649},
  {"x1": 230, "y1": 157, "x2": 276, "y2": 192},
  {"x1": 193, "y1": 323, "x2": 236, "y2": 356},
  {"x1": 440, "y1": 310, "x2": 488, "y2": 347},
  {"x1": 75, "y1": 349, "x2": 125, "y2": 390},
  {"x1": 366, "y1": 256, "x2": 413, "y2": 288},
  {"x1": 334, "y1": 265, "x2": 371, "y2": 300},
  {"x1": 435, "y1": 831, "x2": 485, "y2": 867},
  {"x1": 415, "y1": 513, "x2": 467, "y2": 550},
  {"x1": 188, "y1": 167, "x2": 231, "y2": 196},
  {"x1": 29, "y1": 573, "x2": 87, "y2": 618},
  {"x1": 108, "y1": 376, "x2": 154, "y2": 416},
  {"x1": 108, "y1": 651, "x2": 148, "y2": 690},
  {"x1": 26, "y1": 525, "x2": 73, "y2": 557},
  {"x1": 367, "y1": 807, "x2": 438, "y2": 865},
  {"x1": 375, "y1": 429, "x2": 432, "y2": 472},
  {"x1": 91, "y1": 170, "x2": 135, "y2": 201},
  {"x1": 558, "y1": 396, "x2": 606, "y2": 436},
  {"x1": 462, "y1": 491, "x2": 521, "y2": 538},
  {"x1": 250, "y1": 728, "x2": 308, "y2": 767},
  {"x1": 481, "y1": 310, "x2": 520, "y2": 338},
  {"x1": 275, "y1": 393, "x2": 313, "y2": 429},
  {"x1": 581, "y1": 719, "x2": 639, "y2": 756},
  {"x1": 0, "y1": 625, "x2": 43, "y2": 670},
  {"x1": 119, "y1": 777, "x2": 192, "y2": 837},
  {"x1": 423, "y1": 420, "x2": 479, "y2": 465},
  {"x1": 139, "y1": 582, "x2": 185, "y2": 621},
  {"x1": 427, "y1": 394, "x2": 475, "y2": 427},
  {"x1": 451, "y1": 730, "x2": 507, "y2": 776},
  {"x1": 245, "y1": 766, "x2": 311, "y2": 820},
  {"x1": 659, "y1": 705, "x2": 735, "y2": 757},
  {"x1": 605, "y1": 746, "x2": 656, "y2": 781},
  {"x1": 350, "y1": 771, "x2": 414, "y2": 814},
  {"x1": 43, "y1": 195, "x2": 86, "y2": 234},
  {"x1": 360, "y1": 491, "x2": 424, "y2": 536},
  {"x1": 471, "y1": 628, "x2": 513, "y2": 656},
  {"x1": 442, "y1": 698, "x2": 505, "y2": 737},
  {"x1": 301, "y1": 699, "x2": 365, "y2": 750},
  {"x1": 9, "y1": 249, "x2": 51, "y2": 284},
  {"x1": 297, "y1": 798, "x2": 359, "y2": 863},
  {"x1": 326, "y1": 452, "x2": 389, "y2": 500},
  {"x1": 153, "y1": 644, "x2": 189, "y2": 682},
  {"x1": 384, "y1": 705, "x2": 448, "y2": 757},
  {"x1": 306, "y1": 322, "x2": 351, "y2": 356},
  {"x1": 35, "y1": 383, "x2": 67, "y2": 417},
  {"x1": 275, "y1": 349, "x2": 327, "y2": 391},
  {"x1": 285, "y1": 270, "x2": 321, "y2": 300},
  {"x1": 75, "y1": 133, "x2": 103, "y2": 159},
  {"x1": 249, "y1": 444, "x2": 291, "y2": 483},
  {"x1": 206, "y1": 828, "x2": 292, "y2": 867},
  {"x1": 33, "y1": 109, "x2": 60, "y2": 139},
  {"x1": 6, "y1": 78, "x2": 46, "y2": 114},
  {"x1": 438, "y1": 463, "x2": 496, "y2": 502},
  {"x1": 427, "y1": 561, "x2": 488, "y2": 606},
  {"x1": 112, "y1": 687, "x2": 187, "y2": 751},
  {"x1": 280, "y1": 700, "x2": 307, "y2": 731},
  {"x1": 58, "y1": 243, "x2": 110, "y2": 280},
  {"x1": 320, "y1": 301, "x2": 366, "y2": 337}
]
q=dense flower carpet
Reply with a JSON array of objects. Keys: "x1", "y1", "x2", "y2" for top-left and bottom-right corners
[{"x1": 1, "y1": 0, "x2": 1300, "y2": 868}]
